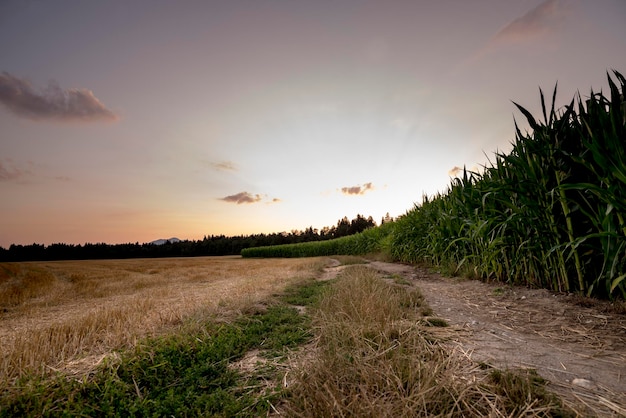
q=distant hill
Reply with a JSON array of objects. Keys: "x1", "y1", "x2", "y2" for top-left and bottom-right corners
[{"x1": 150, "y1": 237, "x2": 181, "y2": 245}]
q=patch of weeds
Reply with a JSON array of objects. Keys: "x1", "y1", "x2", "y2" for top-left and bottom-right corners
[
  {"x1": 390, "y1": 274, "x2": 411, "y2": 286},
  {"x1": 280, "y1": 278, "x2": 332, "y2": 307},
  {"x1": 421, "y1": 317, "x2": 449, "y2": 327},
  {"x1": 488, "y1": 369, "x2": 573, "y2": 417},
  {"x1": 241, "y1": 305, "x2": 312, "y2": 351},
  {"x1": 493, "y1": 287, "x2": 504, "y2": 296},
  {"x1": 0, "y1": 305, "x2": 311, "y2": 417},
  {"x1": 419, "y1": 306, "x2": 434, "y2": 316}
]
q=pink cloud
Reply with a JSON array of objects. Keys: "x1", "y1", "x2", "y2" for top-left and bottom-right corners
[
  {"x1": 461, "y1": 0, "x2": 570, "y2": 67},
  {"x1": 0, "y1": 159, "x2": 30, "y2": 181},
  {"x1": 0, "y1": 72, "x2": 118, "y2": 122},
  {"x1": 491, "y1": 0, "x2": 566, "y2": 45}
]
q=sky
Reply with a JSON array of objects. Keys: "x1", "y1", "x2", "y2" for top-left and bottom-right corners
[{"x1": 1, "y1": 0, "x2": 625, "y2": 247}]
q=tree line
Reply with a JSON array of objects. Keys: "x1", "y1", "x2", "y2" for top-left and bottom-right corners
[{"x1": 0, "y1": 214, "x2": 377, "y2": 262}]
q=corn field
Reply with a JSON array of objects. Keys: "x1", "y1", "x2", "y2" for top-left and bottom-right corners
[
  {"x1": 241, "y1": 222, "x2": 391, "y2": 258},
  {"x1": 391, "y1": 70, "x2": 626, "y2": 299}
]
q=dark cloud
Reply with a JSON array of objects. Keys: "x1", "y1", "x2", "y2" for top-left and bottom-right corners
[
  {"x1": 221, "y1": 192, "x2": 262, "y2": 204},
  {"x1": 340, "y1": 182, "x2": 374, "y2": 196},
  {"x1": 0, "y1": 71, "x2": 118, "y2": 122},
  {"x1": 220, "y1": 191, "x2": 281, "y2": 204},
  {"x1": 492, "y1": 0, "x2": 565, "y2": 45}
]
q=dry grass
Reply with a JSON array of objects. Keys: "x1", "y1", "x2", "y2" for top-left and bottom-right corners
[
  {"x1": 0, "y1": 264, "x2": 57, "y2": 307},
  {"x1": 282, "y1": 265, "x2": 571, "y2": 417},
  {"x1": 0, "y1": 256, "x2": 325, "y2": 388}
]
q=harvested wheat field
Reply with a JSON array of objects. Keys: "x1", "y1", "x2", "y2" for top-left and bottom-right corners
[
  {"x1": 0, "y1": 256, "x2": 323, "y2": 386},
  {"x1": 2, "y1": 256, "x2": 626, "y2": 416}
]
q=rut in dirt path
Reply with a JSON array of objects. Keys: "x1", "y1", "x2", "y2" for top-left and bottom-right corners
[{"x1": 325, "y1": 260, "x2": 626, "y2": 416}]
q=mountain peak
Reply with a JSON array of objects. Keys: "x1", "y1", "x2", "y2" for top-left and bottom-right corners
[{"x1": 150, "y1": 237, "x2": 181, "y2": 245}]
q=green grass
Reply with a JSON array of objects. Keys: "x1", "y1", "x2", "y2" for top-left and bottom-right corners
[
  {"x1": 421, "y1": 316, "x2": 449, "y2": 327},
  {"x1": 488, "y1": 368, "x2": 564, "y2": 414},
  {"x1": 280, "y1": 277, "x2": 333, "y2": 307},
  {"x1": 387, "y1": 273, "x2": 411, "y2": 286},
  {"x1": 0, "y1": 296, "x2": 316, "y2": 417}
]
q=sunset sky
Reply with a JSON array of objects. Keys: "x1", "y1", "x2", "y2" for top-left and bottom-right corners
[{"x1": 1, "y1": 0, "x2": 625, "y2": 247}]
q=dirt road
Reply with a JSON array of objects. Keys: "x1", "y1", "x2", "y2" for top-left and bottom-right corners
[{"x1": 329, "y1": 260, "x2": 626, "y2": 415}]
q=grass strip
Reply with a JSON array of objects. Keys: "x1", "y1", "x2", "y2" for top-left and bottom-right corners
[
  {"x1": 0, "y1": 289, "x2": 318, "y2": 417},
  {"x1": 282, "y1": 265, "x2": 573, "y2": 417}
]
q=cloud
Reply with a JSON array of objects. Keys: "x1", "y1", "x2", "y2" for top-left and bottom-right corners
[
  {"x1": 0, "y1": 71, "x2": 118, "y2": 122},
  {"x1": 0, "y1": 159, "x2": 30, "y2": 181},
  {"x1": 340, "y1": 182, "x2": 374, "y2": 196},
  {"x1": 210, "y1": 161, "x2": 237, "y2": 171},
  {"x1": 448, "y1": 166, "x2": 463, "y2": 177},
  {"x1": 220, "y1": 191, "x2": 280, "y2": 205},
  {"x1": 460, "y1": 0, "x2": 569, "y2": 68},
  {"x1": 221, "y1": 192, "x2": 262, "y2": 204},
  {"x1": 491, "y1": 0, "x2": 566, "y2": 45}
]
